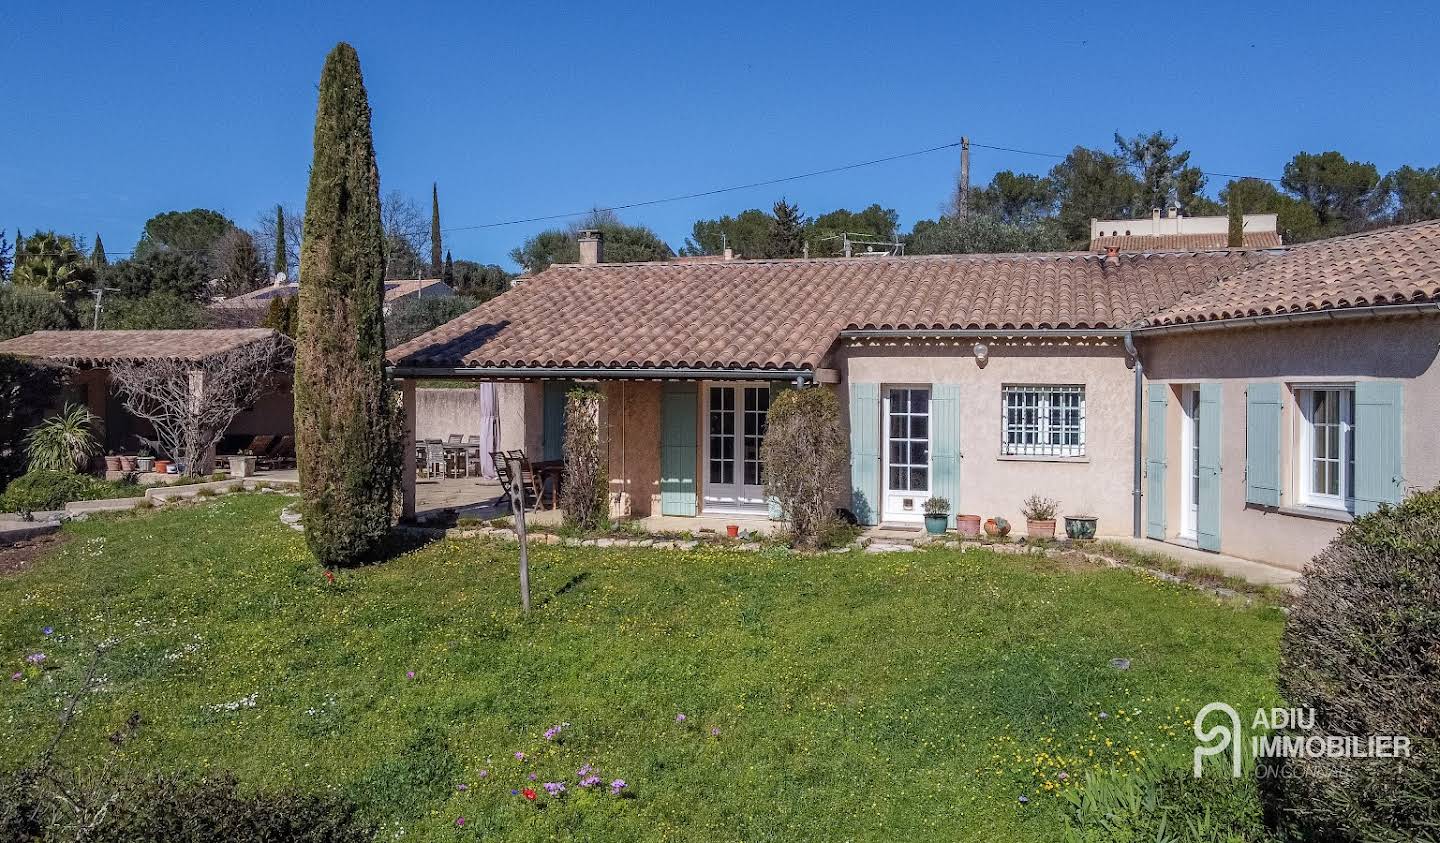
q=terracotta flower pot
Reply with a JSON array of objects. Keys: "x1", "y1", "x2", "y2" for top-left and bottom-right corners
[
  {"x1": 1026, "y1": 519, "x2": 1057, "y2": 540},
  {"x1": 152, "y1": 460, "x2": 170, "y2": 475},
  {"x1": 955, "y1": 514, "x2": 982, "y2": 537},
  {"x1": 104, "y1": 455, "x2": 122, "y2": 471},
  {"x1": 120, "y1": 455, "x2": 138, "y2": 472},
  {"x1": 726, "y1": 524, "x2": 739, "y2": 538},
  {"x1": 983, "y1": 517, "x2": 1011, "y2": 538}
]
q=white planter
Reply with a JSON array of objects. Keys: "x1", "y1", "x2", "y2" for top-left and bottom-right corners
[{"x1": 228, "y1": 456, "x2": 257, "y2": 478}]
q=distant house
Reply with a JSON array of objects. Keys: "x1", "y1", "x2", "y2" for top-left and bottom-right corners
[
  {"x1": 210, "y1": 277, "x2": 454, "y2": 322},
  {"x1": 1090, "y1": 208, "x2": 1281, "y2": 252},
  {"x1": 389, "y1": 222, "x2": 1440, "y2": 571}
]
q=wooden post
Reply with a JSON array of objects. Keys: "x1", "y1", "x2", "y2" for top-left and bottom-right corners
[
  {"x1": 400, "y1": 378, "x2": 417, "y2": 520},
  {"x1": 507, "y1": 457, "x2": 531, "y2": 615}
]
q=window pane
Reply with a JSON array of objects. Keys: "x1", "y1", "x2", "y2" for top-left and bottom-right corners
[
  {"x1": 910, "y1": 390, "x2": 930, "y2": 413},
  {"x1": 910, "y1": 467, "x2": 929, "y2": 490},
  {"x1": 890, "y1": 414, "x2": 906, "y2": 439},
  {"x1": 911, "y1": 442, "x2": 929, "y2": 465},
  {"x1": 910, "y1": 414, "x2": 928, "y2": 438},
  {"x1": 889, "y1": 466, "x2": 907, "y2": 490},
  {"x1": 889, "y1": 441, "x2": 907, "y2": 465}
]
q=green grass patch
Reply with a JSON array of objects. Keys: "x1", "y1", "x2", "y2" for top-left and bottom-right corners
[{"x1": 0, "y1": 494, "x2": 1284, "y2": 841}]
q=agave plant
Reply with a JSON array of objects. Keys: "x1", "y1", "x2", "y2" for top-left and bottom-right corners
[{"x1": 24, "y1": 404, "x2": 102, "y2": 473}]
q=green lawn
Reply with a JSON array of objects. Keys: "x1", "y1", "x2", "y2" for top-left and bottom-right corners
[{"x1": 0, "y1": 494, "x2": 1284, "y2": 841}]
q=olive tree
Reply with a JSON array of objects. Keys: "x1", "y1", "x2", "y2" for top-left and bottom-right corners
[{"x1": 760, "y1": 386, "x2": 847, "y2": 548}]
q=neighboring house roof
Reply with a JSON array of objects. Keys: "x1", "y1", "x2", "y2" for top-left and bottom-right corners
[
  {"x1": 1092, "y1": 231, "x2": 1282, "y2": 252},
  {"x1": 210, "y1": 279, "x2": 451, "y2": 309},
  {"x1": 387, "y1": 252, "x2": 1245, "y2": 371},
  {"x1": 1148, "y1": 220, "x2": 1440, "y2": 326},
  {"x1": 0, "y1": 329, "x2": 280, "y2": 365}
]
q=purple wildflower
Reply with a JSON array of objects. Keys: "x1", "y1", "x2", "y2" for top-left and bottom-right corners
[
  {"x1": 9, "y1": 672, "x2": 20, "y2": 682},
  {"x1": 675, "y1": 713, "x2": 686, "y2": 722},
  {"x1": 514, "y1": 751, "x2": 526, "y2": 761},
  {"x1": 710, "y1": 726, "x2": 721, "y2": 737},
  {"x1": 577, "y1": 763, "x2": 593, "y2": 778},
  {"x1": 478, "y1": 770, "x2": 488, "y2": 779},
  {"x1": 609, "y1": 779, "x2": 626, "y2": 795},
  {"x1": 528, "y1": 773, "x2": 537, "y2": 781},
  {"x1": 42, "y1": 627, "x2": 53, "y2": 636},
  {"x1": 455, "y1": 817, "x2": 466, "y2": 827},
  {"x1": 1057, "y1": 771, "x2": 1069, "y2": 781},
  {"x1": 1018, "y1": 795, "x2": 1030, "y2": 805},
  {"x1": 579, "y1": 775, "x2": 601, "y2": 788},
  {"x1": 25, "y1": 653, "x2": 45, "y2": 665},
  {"x1": 543, "y1": 781, "x2": 565, "y2": 796},
  {"x1": 455, "y1": 783, "x2": 468, "y2": 792},
  {"x1": 510, "y1": 789, "x2": 518, "y2": 795}
]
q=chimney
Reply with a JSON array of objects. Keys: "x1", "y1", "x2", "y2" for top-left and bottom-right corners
[
  {"x1": 1104, "y1": 245, "x2": 1120, "y2": 266},
  {"x1": 577, "y1": 229, "x2": 603, "y2": 265},
  {"x1": 1151, "y1": 207, "x2": 1161, "y2": 224},
  {"x1": 722, "y1": 246, "x2": 734, "y2": 261},
  {"x1": 273, "y1": 271, "x2": 288, "y2": 288}
]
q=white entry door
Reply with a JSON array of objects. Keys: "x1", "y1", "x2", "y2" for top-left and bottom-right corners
[
  {"x1": 703, "y1": 384, "x2": 770, "y2": 511},
  {"x1": 883, "y1": 386, "x2": 931, "y2": 523},
  {"x1": 1179, "y1": 386, "x2": 1200, "y2": 541}
]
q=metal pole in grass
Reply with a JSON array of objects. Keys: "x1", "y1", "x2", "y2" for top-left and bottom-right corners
[{"x1": 506, "y1": 457, "x2": 531, "y2": 615}]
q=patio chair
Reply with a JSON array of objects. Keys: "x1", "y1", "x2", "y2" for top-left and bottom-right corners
[
  {"x1": 424, "y1": 442, "x2": 447, "y2": 478},
  {"x1": 447, "y1": 433, "x2": 463, "y2": 445},
  {"x1": 256, "y1": 435, "x2": 292, "y2": 470},
  {"x1": 492, "y1": 451, "x2": 543, "y2": 508}
]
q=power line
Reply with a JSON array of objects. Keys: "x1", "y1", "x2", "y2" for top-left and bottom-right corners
[{"x1": 440, "y1": 140, "x2": 966, "y2": 233}]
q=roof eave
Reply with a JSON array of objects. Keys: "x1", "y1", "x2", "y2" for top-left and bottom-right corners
[{"x1": 1137, "y1": 301, "x2": 1440, "y2": 335}]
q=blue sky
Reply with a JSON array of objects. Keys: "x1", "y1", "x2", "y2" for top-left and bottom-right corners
[{"x1": 3, "y1": 1, "x2": 1436, "y2": 270}]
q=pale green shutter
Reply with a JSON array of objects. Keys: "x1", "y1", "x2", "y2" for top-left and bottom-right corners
[
  {"x1": 659, "y1": 383, "x2": 698, "y2": 516},
  {"x1": 849, "y1": 383, "x2": 880, "y2": 525},
  {"x1": 1145, "y1": 384, "x2": 1168, "y2": 539},
  {"x1": 1197, "y1": 383, "x2": 1222, "y2": 552},
  {"x1": 931, "y1": 384, "x2": 961, "y2": 516},
  {"x1": 542, "y1": 381, "x2": 568, "y2": 461},
  {"x1": 1354, "y1": 381, "x2": 1404, "y2": 515},
  {"x1": 1244, "y1": 383, "x2": 1282, "y2": 507}
]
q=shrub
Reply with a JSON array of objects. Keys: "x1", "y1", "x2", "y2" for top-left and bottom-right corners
[
  {"x1": 1061, "y1": 760, "x2": 1273, "y2": 843},
  {"x1": 0, "y1": 769, "x2": 374, "y2": 843},
  {"x1": 0, "y1": 356, "x2": 61, "y2": 486},
  {"x1": 0, "y1": 471, "x2": 142, "y2": 513},
  {"x1": 23, "y1": 403, "x2": 100, "y2": 473},
  {"x1": 561, "y1": 386, "x2": 607, "y2": 531},
  {"x1": 1260, "y1": 488, "x2": 1440, "y2": 840},
  {"x1": 760, "y1": 386, "x2": 847, "y2": 549},
  {"x1": 923, "y1": 496, "x2": 950, "y2": 515},
  {"x1": 1021, "y1": 494, "x2": 1059, "y2": 521}
]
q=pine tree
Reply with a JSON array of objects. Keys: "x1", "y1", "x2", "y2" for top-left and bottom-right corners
[
  {"x1": 274, "y1": 205, "x2": 288, "y2": 278},
  {"x1": 430, "y1": 182, "x2": 442, "y2": 277},
  {"x1": 90, "y1": 234, "x2": 107, "y2": 268},
  {"x1": 1228, "y1": 198, "x2": 1244, "y2": 248},
  {"x1": 442, "y1": 250, "x2": 454, "y2": 285},
  {"x1": 294, "y1": 43, "x2": 400, "y2": 567},
  {"x1": 768, "y1": 199, "x2": 806, "y2": 258}
]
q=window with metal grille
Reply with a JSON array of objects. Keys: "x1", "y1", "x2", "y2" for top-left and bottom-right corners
[{"x1": 1001, "y1": 385, "x2": 1085, "y2": 457}]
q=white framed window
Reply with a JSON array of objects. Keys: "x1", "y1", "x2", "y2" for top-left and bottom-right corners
[
  {"x1": 1002, "y1": 385, "x2": 1085, "y2": 457},
  {"x1": 887, "y1": 387, "x2": 930, "y2": 492},
  {"x1": 1297, "y1": 385, "x2": 1355, "y2": 511}
]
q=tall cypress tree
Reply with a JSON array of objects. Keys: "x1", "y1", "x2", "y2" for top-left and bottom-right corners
[
  {"x1": 442, "y1": 250, "x2": 454, "y2": 286},
  {"x1": 430, "y1": 182, "x2": 442, "y2": 277},
  {"x1": 1227, "y1": 198, "x2": 1244, "y2": 248},
  {"x1": 294, "y1": 43, "x2": 399, "y2": 567},
  {"x1": 90, "y1": 234, "x2": 107, "y2": 268},
  {"x1": 274, "y1": 205, "x2": 288, "y2": 278}
]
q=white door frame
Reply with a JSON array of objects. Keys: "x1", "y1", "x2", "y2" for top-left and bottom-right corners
[
  {"x1": 1179, "y1": 385, "x2": 1199, "y2": 541},
  {"x1": 701, "y1": 382, "x2": 769, "y2": 513},
  {"x1": 882, "y1": 385, "x2": 931, "y2": 524}
]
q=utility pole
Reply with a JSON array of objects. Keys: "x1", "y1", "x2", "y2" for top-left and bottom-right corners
[
  {"x1": 87, "y1": 284, "x2": 119, "y2": 330},
  {"x1": 958, "y1": 136, "x2": 971, "y2": 218}
]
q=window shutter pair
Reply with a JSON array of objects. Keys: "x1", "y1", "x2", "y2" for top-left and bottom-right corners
[{"x1": 1244, "y1": 381, "x2": 1403, "y2": 513}]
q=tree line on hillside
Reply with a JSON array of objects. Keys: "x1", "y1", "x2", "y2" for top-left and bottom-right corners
[
  {"x1": 506, "y1": 132, "x2": 1440, "y2": 270},
  {"x1": 0, "y1": 188, "x2": 513, "y2": 342}
]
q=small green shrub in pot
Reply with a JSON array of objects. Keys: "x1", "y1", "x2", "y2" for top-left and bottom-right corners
[
  {"x1": 1260, "y1": 487, "x2": 1440, "y2": 839},
  {"x1": 1020, "y1": 495, "x2": 1059, "y2": 539},
  {"x1": 922, "y1": 496, "x2": 950, "y2": 534}
]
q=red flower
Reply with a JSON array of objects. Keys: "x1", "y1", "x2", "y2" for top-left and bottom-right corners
[
  {"x1": 522, "y1": 788, "x2": 537, "y2": 801},
  {"x1": 324, "y1": 570, "x2": 336, "y2": 584}
]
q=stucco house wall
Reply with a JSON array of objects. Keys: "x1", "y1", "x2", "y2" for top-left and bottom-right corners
[
  {"x1": 1139, "y1": 316, "x2": 1440, "y2": 570},
  {"x1": 837, "y1": 339, "x2": 1136, "y2": 533}
]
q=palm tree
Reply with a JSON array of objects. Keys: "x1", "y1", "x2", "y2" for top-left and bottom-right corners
[{"x1": 11, "y1": 231, "x2": 95, "y2": 300}]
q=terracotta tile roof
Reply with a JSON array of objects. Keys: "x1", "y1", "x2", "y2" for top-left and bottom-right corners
[
  {"x1": 1091, "y1": 231, "x2": 1282, "y2": 252},
  {"x1": 1148, "y1": 220, "x2": 1440, "y2": 326},
  {"x1": 387, "y1": 252, "x2": 1245, "y2": 371},
  {"x1": 0, "y1": 329, "x2": 280, "y2": 365}
]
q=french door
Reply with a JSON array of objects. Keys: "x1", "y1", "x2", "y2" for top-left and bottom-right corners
[
  {"x1": 882, "y1": 386, "x2": 930, "y2": 523},
  {"x1": 703, "y1": 384, "x2": 770, "y2": 511},
  {"x1": 1180, "y1": 386, "x2": 1200, "y2": 540}
]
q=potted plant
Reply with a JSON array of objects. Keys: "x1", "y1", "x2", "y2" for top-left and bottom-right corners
[
  {"x1": 955, "y1": 513, "x2": 982, "y2": 537},
  {"x1": 983, "y1": 517, "x2": 1011, "y2": 538},
  {"x1": 136, "y1": 449, "x2": 155, "y2": 473},
  {"x1": 1021, "y1": 495, "x2": 1060, "y2": 540},
  {"x1": 104, "y1": 452, "x2": 122, "y2": 472},
  {"x1": 152, "y1": 458, "x2": 170, "y2": 475},
  {"x1": 228, "y1": 450, "x2": 258, "y2": 478},
  {"x1": 120, "y1": 453, "x2": 138, "y2": 472},
  {"x1": 1064, "y1": 511, "x2": 1098, "y2": 540},
  {"x1": 922, "y1": 496, "x2": 951, "y2": 535}
]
